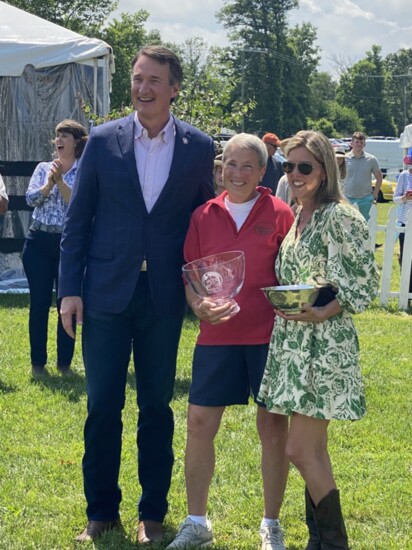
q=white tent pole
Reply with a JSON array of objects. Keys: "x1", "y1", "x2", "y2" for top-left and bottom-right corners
[
  {"x1": 93, "y1": 58, "x2": 98, "y2": 114},
  {"x1": 102, "y1": 56, "x2": 109, "y2": 114}
]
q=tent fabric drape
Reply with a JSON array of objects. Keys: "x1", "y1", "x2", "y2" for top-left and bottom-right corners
[{"x1": 0, "y1": 1, "x2": 114, "y2": 285}]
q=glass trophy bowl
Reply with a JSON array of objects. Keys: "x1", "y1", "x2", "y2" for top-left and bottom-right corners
[{"x1": 182, "y1": 250, "x2": 245, "y2": 313}]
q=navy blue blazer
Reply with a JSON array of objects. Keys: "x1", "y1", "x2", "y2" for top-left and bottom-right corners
[{"x1": 58, "y1": 114, "x2": 215, "y2": 316}]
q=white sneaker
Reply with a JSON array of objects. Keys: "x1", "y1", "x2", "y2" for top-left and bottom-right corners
[
  {"x1": 166, "y1": 517, "x2": 213, "y2": 549},
  {"x1": 260, "y1": 524, "x2": 286, "y2": 550}
]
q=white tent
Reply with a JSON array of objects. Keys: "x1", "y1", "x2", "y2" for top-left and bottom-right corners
[
  {"x1": 0, "y1": 1, "x2": 115, "y2": 283},
  {"x1": 0, "y1": 1, "x2": 114, "y2": 113}
]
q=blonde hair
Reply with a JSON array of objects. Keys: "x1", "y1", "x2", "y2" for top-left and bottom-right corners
[{"x1": 281, "y1": 130, "x2": 343, "y2": 205}]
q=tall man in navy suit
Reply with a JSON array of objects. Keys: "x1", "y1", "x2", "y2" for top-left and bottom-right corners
[{"x1": 59, "y1": 46, "x2": 215, "y2": 544}]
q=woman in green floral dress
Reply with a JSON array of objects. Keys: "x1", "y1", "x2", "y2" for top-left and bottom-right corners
[{"x1": 258, "y1": 131, "x2": 379, "y2": 550}]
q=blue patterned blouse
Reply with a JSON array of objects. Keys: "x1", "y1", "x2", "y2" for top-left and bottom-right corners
[{"x1": 25, "y1": 160, "x2": 78, "y2": 227}]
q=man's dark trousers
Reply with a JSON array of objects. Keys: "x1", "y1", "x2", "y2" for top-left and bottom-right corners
[{"x1": 81, "y1": 273, "x2": 184, "y2": 522}]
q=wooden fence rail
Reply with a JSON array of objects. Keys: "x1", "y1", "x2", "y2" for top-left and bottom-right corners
[
  {"x1": 0, "y1": 161, "x2": 37, "y2": 253},
  {"x1": 368, "y1": 204, "x2": 412, "y2": 310}
]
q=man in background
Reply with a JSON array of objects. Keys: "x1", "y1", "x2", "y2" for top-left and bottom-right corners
[
  {"x1": 59, "y1": 45, "x2": 215, "y2": 545},
  {"x1": 260, "y1": 133, "x2": 284, "y2": 195},
  {"x1": 345, "y1": 131, "x2": 382, "y2": 220}
]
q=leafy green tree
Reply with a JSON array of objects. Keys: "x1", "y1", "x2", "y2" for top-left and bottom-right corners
[
  {"x1": 282, "y1": 22, "x2": 320, "y2": 136},
  {"x1": 216, "y1": 0, "x2": 319, "y2": 136},
  {"x1": 336, "y1": 45, "x2": 396, "y2": 136},
  {"x1": 5, "y1": 0, "x2": 117, "y2": 34},
  {"x1": 326, "y1": 102, "x2": 364, "y2": 136},
  {"x1": 306, "y1": 117, "x2": 335, "y2": 137},
  {"x1": 384, "y1": 49, "x2": 412, "y2": 135},
  {"x1": 306, "y1": 72, "x2": 363, "y2": 137},
  {"x1": 308, "y1": 72, "x2": 337, "y2": 120}
]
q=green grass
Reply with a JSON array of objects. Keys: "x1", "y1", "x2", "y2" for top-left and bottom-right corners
[
  {"x1": 0, "y1": 294, "x2": 411, "y2": 549},
  {"x1": 0, "y1": 203, "x2": 409, "y2": 549}
]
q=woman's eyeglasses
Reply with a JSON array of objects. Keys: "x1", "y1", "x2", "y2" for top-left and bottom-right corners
[{"x1": 282, "y1": 161, "x2": 313, "y2": 175}]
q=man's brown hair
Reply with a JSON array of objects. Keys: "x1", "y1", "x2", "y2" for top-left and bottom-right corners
[
  {"x1": 131, "y1": 45, "x2": 183, "y2": 86},
  {"x1": 352, "y1": 131, "x2": 365, "y2": 142}
]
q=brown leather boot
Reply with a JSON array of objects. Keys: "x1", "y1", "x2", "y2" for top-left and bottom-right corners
[
  {"x1": 305, "y1": 487, "x2": 321, "y2": 550},
  {"x1": 313, "y1": 489, "x2": 349, "y2": 549}
]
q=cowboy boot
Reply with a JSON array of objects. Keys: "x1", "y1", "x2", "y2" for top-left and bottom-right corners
[
  {"x1": 313, "y1": 489, "x2": 349, "y2": 550},
  {"x1": 305, "y1": 487, "x2": 321, "y2": 550}
]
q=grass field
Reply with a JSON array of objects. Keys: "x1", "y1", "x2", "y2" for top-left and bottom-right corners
[{"x1": 0, "y1": 203, "x2": 411, "y2": 549}]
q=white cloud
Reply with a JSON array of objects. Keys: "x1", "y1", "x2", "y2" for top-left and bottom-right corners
[
  {"x1": 115, "y1": 0, "x2": 222, "y2": 26},
  {"x1": 144, "y1": 21, "x2": 229, "y2": 49},
  {"x1": 299, "y1": 0, "x2": 323, "y2": 14},
  {"x1": 333, "y1": 1, "x2": 375, "y2": 21}
]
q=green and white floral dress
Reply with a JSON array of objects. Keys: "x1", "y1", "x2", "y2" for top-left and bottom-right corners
[{"x1": 258, "y1": 202, "x2": 379, "y2": 420}]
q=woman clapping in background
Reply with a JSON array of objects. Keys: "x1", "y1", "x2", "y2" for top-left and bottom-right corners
[{"x1": 22, "y1": 119, "x2": 88, "y2": 377}]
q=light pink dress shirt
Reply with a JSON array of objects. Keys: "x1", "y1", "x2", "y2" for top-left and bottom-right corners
[{"x1": 134, "y1": 113, "x2": 175, "y2": 212}]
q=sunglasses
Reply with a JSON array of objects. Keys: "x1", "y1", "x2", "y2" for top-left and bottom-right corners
[{"x1": 282, "y1": 161, "x2": 314, "y2": 175}]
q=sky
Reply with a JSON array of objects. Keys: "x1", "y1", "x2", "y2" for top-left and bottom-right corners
[{"x1": 114, "y1": 0, "x2": 412, "y2": 76}]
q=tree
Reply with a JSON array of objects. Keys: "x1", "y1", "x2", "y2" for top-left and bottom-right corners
[
  {"x1": 283, "y1": 22, "x2": 320, "y2": 135},
  {"x1": 5, "y1": 0, "x2": 117, "y2": 35},
  {"x1": 336, "y1": 45, "x2": 396, "y2": 136},
  {"x1": 384, "y1": 49, "x2": 412, "y2": 135},
  {"x1": 307, "y1": 117, "x2": 335, "y2": 136},
  {"x1": 308, "y1": 72, "x2": 337, "y2": 121},
  {"x1": 216, "y1": 0, "x2": 319, "y2": 136},
  {"x1": 307, "y1": 73, "x2": 363, "y2": 137},
  {"x1": 327, "y1": 102, "x2": 364, "y2": 136}
]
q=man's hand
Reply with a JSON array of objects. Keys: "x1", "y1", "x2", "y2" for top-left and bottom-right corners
[{"x1": 60, "y1": 296, "x2": 83, "y2": 339}]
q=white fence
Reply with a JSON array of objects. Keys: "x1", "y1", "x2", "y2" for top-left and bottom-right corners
[{"x1": 368, "y1": 205, "x2": 412, "y2": 310}]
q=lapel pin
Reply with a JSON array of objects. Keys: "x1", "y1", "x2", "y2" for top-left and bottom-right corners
[{"x1": 182, "y1": 137, "x2": 189, "y2": 144}]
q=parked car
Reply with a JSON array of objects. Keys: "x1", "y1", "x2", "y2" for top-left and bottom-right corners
[
  {"x1": 372, "y1": 177, "x2": 396, "y2": 202},
  {"x1": 329, "y1": 138, "x2": 351, "y2": 152},
  {"x1": 367, "y1": 136, "x2": 397, "y2": 140},
  {"x1": 212, "y1": 132, "x2": 236, "y2": 149}
]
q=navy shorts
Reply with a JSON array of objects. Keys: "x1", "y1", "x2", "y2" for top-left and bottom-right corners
[{"x1": 189, "y1": 344, "x2": 269, "y2": 407}]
